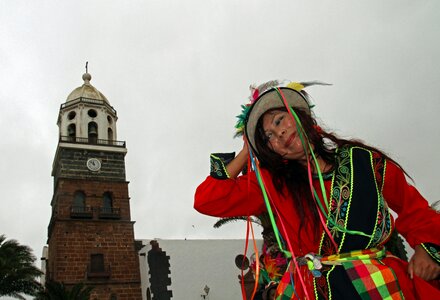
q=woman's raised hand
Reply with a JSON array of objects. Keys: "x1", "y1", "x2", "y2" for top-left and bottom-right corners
[{"x1": 225, "y1": 139, "x2": 249, "y2": 179}]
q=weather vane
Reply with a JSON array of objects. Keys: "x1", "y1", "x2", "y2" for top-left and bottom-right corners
[{"x1": 85, "y1": 61, "x2": 88, "y2": 73}]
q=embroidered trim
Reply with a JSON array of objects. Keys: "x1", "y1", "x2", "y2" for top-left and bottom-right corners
[
  {"x1": 209, "y1": 153, "x2": 234, "y2": 179},
  {"x1": 380, "y1": 158, "x2": 396, "y2": 247},
  {"x1": 343, "y1": 146, "x2": 355, "y2": 247},
  {"x1": 367, "y1": 151, "x2": 381, "y2": 248},
  {"x1": 312, "y1": 172, "x2": 333, "y2": 180},
  {"x1": 367, "y1": 151, "x2": 392, "y2": 248},
  {"x1": 328, "y1": 146, "x2": 352, "y2": 244},
  {"x1": 379, "y1": 159, "x2": 392, "y2": 245},
  {"x1": 420, "y1": 243, "x2": 440, "y2": 265}
]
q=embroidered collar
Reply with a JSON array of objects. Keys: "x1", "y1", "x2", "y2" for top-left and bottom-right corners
[{"x1": 313, "y1": 170, "x2": 334, "y2": 180}]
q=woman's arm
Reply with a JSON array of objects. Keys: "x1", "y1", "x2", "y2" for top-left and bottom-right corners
[
  {"x1": 194, "y1": 142, "x2": 265, "y2": 218},
  {"x1": 383, "y1": 161, "x2": 440, "y2": 281}
]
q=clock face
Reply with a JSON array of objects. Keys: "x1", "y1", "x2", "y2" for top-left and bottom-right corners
[{"x1": 86, "y1": 158, "x2": 101, "y2": 171}]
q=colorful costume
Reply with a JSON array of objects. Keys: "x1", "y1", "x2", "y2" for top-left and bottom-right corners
[{"x1": 194, "y1": 146, "x2": 440, "y2": 299}]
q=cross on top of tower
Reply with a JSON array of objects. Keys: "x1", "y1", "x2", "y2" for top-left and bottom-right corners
[{"x1": 82, "y1": 61, "x2": 91, "y2": 84}]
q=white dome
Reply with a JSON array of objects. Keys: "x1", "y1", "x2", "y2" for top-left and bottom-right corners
[{"x1": 66, "y1": 73, "x2": 108, "y2": 103}]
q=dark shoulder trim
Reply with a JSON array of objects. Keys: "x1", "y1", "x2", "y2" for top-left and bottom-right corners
[
  {"x1": 420, "y1": 243, "x2": 440, "y2": 265},
  {"x1": 210, "y1": 152, "x2": 235, "y2": 179}
]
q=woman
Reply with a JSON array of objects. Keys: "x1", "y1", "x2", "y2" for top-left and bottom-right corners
[{"x1": 194, "y1": 80, "x2": 440, "y2": 299}]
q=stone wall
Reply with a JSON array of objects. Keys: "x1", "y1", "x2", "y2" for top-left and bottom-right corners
[
  {"x1": 51, "y1": 179, "x2": 131, "y2": 220},
  {"x1": 53, "y1": 148, "x2": 127, "y2": 184},
  {"x1": 49, "y1": 221, "x2": 140, "y2": 282}
]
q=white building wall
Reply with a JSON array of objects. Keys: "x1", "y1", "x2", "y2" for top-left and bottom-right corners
[{"x1": 138, "y1": 239, "x2": 263, "y2": 300}]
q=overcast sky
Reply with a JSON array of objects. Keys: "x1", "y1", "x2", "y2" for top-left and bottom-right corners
[{"x1": 1, "y1": 0, "x2": 439, "y2": 274}]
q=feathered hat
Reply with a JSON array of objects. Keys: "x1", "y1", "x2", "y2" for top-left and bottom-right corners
[{"x1": 235, "y1": 80, "x2": 329, "y2": 154}]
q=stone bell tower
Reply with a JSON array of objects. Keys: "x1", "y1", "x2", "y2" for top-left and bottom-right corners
[{"x1": 46, "y1": 69, "x2": 142, "y2": 299}]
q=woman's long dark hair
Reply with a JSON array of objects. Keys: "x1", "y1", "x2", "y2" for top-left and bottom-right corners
[{"x1": 253, "y1": 107, "x2": 408, "y2": 240}]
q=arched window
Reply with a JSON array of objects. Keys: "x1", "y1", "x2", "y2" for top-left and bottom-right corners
[
  {"x1": 108, "y1": 128, "x2": 113, "y2": 144},
  {"x1": 99, "y1": 192, "x2": 120, "y2": 219},
  {"x1": 67, "y1": 124, "x2": 76, "y2": 141},
  {"x1": 88, "y1": 122, "x2": 98, "y2": 144},
  {"x1": 103, "y1": 192, "x2": 113, "y2": 214},
  {"x1": 72, "y1": 191, "x2": 86, "y2": 213}
]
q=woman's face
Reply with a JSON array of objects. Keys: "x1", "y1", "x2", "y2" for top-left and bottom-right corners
[{"x1": 261, "y1": 110, "x2": 306, "y2": 161}]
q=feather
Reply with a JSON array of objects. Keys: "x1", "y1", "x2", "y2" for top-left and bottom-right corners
[{"x1": 300, "y1": 81, "x2": 332, "y2": 88}]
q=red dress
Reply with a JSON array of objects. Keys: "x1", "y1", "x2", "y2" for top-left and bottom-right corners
[{"x1": 194, "y1": 147, "x2": 440, "y2": 299}]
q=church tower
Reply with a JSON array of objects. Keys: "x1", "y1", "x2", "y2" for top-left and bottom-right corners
[{"x1": 46, "y1": 70, "x2": 142, "y2": 299}]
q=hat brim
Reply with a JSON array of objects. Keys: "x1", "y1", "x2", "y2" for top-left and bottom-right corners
[{"x1": 244, "y1": 87, "x2": 310, "y2": 154}]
